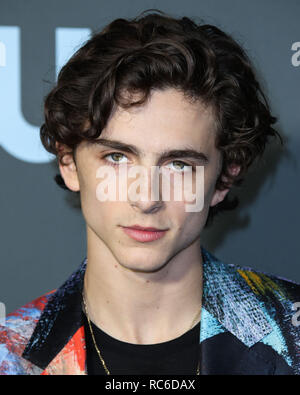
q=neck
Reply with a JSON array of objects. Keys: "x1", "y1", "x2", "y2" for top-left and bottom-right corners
[{"x1": 83, "y1": 226, "x2": 203, "y2": 345}]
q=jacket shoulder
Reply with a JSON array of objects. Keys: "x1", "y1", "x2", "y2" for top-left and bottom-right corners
[
  {"x1": 235, "y1": 265, "x2": 300, "y2": 373},
  {"x1": 0, "y1": 290, "x2": 56, "y2": 375},
  {"x1": 233, "y1": 263, "x2": 300, "y2": 301}
]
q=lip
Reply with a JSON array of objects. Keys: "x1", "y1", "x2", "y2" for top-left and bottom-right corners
[
  {"x1": 124, "y1": 224, "x2": 168, "y2": 231},
  {"x1": 121, "y1": 226, "x2": 168, "y2": 242}
]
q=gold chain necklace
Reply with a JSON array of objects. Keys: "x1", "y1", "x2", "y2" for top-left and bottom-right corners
[{"x1": 82, "y1": 291, "x2": 201, "y2": 375}]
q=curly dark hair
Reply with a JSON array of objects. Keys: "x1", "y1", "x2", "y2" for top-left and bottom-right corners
[{"x1": 40, "y1": 9, "x2": 282, "y2": 227}]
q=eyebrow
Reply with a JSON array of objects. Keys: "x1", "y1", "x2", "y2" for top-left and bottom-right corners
[{"x1": 86, "y1": 138, "x2": 210, "y2": 164}]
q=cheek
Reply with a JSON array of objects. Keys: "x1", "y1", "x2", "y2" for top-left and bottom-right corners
[
  {"x1": 202, "y1": 163, "x2": 221, "y2": 208},
  {"x1": 175, "y1": 169, "x2": 217, "y2": 215},
  {"x1": 82, "y1": 198, "x2": 124, "y2": 239},
  {"x1": 78, "y1": 171, "x2": 107, "y2": 223},
  {"x1": 169, "y1": 201, "x2": 209, "y2": 237},
  {"x1": 169, "y1": 169, "x2": 217, "y2": 236}
]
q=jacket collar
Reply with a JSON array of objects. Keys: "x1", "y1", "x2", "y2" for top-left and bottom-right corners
[
  {"x1": 201, "y1": 248, "x2": 272, "y2": 347},
  {"x1": 22, "y1": 260, "x2": 86, "y2": 372},
  {"x1": 21, "y1": 246, "x2": 273, "y2": 373}
]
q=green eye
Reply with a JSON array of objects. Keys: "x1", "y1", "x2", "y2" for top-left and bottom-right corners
[
  {"x1": 173, "y1": 161, "x2": 185, "y2": 169},
  {"x1": 167, "y1": 161, "x2": 193, "y2": 172},
  {"x1": 104, "y1": 152, "x2": 128, "y2": 166},
  {"x1": 110, "y1": 153, "x2": 124, "y2": 162}
]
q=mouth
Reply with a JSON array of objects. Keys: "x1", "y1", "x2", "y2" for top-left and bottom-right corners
[
  {"x1": 120, "y1": 225, "x2": 169, "y2": 242},
  {"x1": 123, "y1": 224, "x2": 168, "y2": 232}
]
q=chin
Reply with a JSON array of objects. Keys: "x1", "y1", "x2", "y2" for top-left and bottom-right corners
[
  {"x1": 112, "y1": 244, "x2": 173, "y2": 273},
  {"x1": 118, "y1": 258, "x2": 169, "y2": 274}
]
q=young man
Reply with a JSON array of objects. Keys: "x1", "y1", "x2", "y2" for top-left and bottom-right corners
[{"x1": 1, "y1": 10, "x2": 300, "y2": 375}]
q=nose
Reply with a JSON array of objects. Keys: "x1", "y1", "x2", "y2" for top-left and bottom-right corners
[{"x1": 127, "y1": 165, "x2": 164, "y2": 213}]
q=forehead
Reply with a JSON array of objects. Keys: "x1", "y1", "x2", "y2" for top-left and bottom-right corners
[{"x1": 100, "y1": 88, "x2": 217, "y2": 154}]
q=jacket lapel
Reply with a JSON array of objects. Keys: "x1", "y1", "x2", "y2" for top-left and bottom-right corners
[
  {"x1": 199, "y1": 248, "x2": 284, "y2": 375},
  {"x1": 41, "y1": 326, "x2": 86, "y2": 375},
  {"x1": 201, "y1": 248, "x2": 273, "y2": 346},
  {"x1": 21, "y1": 258, "x2": 88, "y2": 375}
]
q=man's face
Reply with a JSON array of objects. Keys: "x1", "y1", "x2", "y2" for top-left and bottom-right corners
[{"x1": 59, "y1": 88, "x2": 229, "y2": 273}]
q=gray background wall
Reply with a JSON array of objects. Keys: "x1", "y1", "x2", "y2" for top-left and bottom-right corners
[{"x1": 0, "y1": 0, "x2": 299, "y2": 314}]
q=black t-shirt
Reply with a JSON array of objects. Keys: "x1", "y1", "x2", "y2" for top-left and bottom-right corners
[{"x1": 83, "y1": 313, "x2": 200, "y2": 375}]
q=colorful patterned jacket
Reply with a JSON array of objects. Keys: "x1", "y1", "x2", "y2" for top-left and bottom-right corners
[{"x1": 0, "y1": 247, "x2": 300, "y2": 375}]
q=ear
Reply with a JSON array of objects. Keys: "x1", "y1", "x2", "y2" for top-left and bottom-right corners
[
  {"x1": 56, "y1": 142, "x2": 80, "y2": 192},
  {"x1": 210, "y1": 163, "x2": 241, "y2": 207}
]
